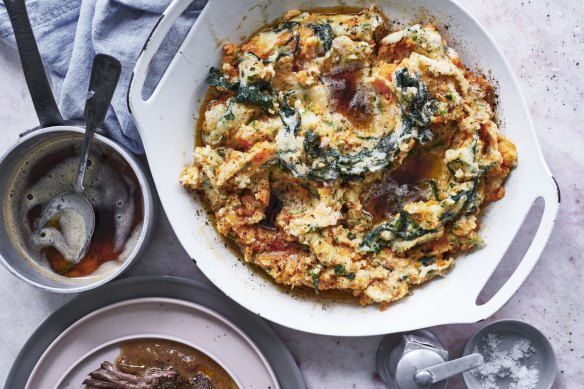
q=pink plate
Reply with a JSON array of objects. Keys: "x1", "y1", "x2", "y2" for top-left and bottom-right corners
[{"x1": 25, "y1": 298, "x2": 279, "y2": 389}]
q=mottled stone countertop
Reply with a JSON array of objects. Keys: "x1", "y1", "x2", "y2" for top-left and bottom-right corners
[{"x1": 0, "y1": 0, "x2": 582, "y2": 387}]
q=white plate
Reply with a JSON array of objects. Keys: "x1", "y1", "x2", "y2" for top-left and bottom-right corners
[
  {"x1": 26, "y1": 298, "x2": 279, "y2": 389},
  {"x1": 129, "y1": 0, "x2": 559, "y2": 336}
]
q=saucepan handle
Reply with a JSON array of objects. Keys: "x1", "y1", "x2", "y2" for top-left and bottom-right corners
[
  {"x1": 470, "y1": 172, "x2": 560, "y2": 321},
  {"x1": 4, "y1": 0, "x2": 64, "y2": 128},
  {"x1": 128, "y1": 0, "x2": 195, "y2": 115}
]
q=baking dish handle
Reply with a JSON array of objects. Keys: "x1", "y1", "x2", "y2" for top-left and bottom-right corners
[
  {"x1": 470, "y1": 173, "x2": 560, "y2": 320},
  {"x1": 128, "y1": 0, "x2": 194, "y2": 113}
]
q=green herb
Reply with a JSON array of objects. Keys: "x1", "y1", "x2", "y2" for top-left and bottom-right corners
[
  {"x1": 224, "y1": 102, "x2": 235, "y2": 121},
  {"x1": 360, "y1": 178, "x2": 479, "y2": 253},
  {"x1": 466, "y1": 236, "x2": 483, "y2": 245},
  {"x1": 419, "y1": 256, "x2": 435, "y2": 266},
  {"x1": 446, "y1": 134, "x2": 479, "y2": 177},
  {"x1": 206, "y1": 67, "x2": 239, "y2": 91},
  {"x1": 244, "y1": 51, "x2": 271, "y2": 65},
  {"x1": 309, "y1": 266, "x2": 322, "y2": 295},
  {"x1": 345, "y1": 272, "x2": 356, "y2": 280},
  {"x1": 334, "y1": 264, "x2": 346, "y2": 275},
  {"x1": 394, "y1": 68, "x2": 436, "y2": 133},
  {"x1": 234, "y1": 84, "x2": 274, "y2": 110},
  {"x1": 303, "y1": 130, "x2": 321, "y2": 158},
  {"x1": 273, "y1": 21, "x2": 300, "y2": 33},
  {"x1": 205, "y1": 67, "x2": 274, "y2": 110},
  {"x1": 279, "y1": 92, "x2": 301, "y2": 134},
  {"x1": 277, "y1": 88, "x2": 436, "y2": 182},
  {"x1": 308, "y1": 23, "x2": 333, "y2": 53},
  {"x1": 361, "y1": 210, "x2": 435, "y2": 253},
  {"x1": 275, "y1": 71, "x2": 437, "y2": 184},
  {"x1": 276, "y1": 32, "x2": 300, "y2": 60},
  {"x1": 312, "y1": 274, "x2": 319, "y2": 295},
  {"x1": 440, "y1": 177, "x2": 479, "y2": 223}
]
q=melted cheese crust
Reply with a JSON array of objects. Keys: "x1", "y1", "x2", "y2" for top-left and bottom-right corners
[{"x1": 181, "y1": 7, "x2": 517, "y2": 308}]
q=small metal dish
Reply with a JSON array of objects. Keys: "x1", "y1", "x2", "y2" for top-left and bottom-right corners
[
  {"x1": 0, "y1": 127, "x2": 156, "y2": 292},
  {"x1": 0, "y1": 1, "x2": 156, "y2": 292},
  {"x1": 462, "y1": 319, "x2": 557, "y2": 389}
]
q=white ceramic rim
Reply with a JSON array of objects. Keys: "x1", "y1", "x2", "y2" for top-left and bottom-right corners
[
  {"x1": 25, "y1": 297, "x2": 279, "y2": 388},
  {"x1": 4, "y1": 277, "x2": 305, "y2": 389}
]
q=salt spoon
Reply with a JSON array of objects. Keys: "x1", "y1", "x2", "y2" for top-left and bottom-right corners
[{"x1": 377, "y1": 329, "x2": 484, "y2": 388}]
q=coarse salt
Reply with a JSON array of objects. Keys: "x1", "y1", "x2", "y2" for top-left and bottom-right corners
[{"x1": 471, "y1": 332, "x2": 539, "y2": 389}]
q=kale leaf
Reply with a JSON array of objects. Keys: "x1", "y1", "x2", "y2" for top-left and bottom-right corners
[
  {"x1": 312, "y1": 274, "x2": 319, "y2": 295},
  {"x1": 308, "y1": 23, "x2": 333, "y2": 53},
  {"x1": 394, "y1": 67, "x2": 436, "y2": 129},
  {"x1": 274, "y1": 21, "x2": 300, "y2": 33},
  {"x1": 440, "y1": 177, "x2": 480, "y2": 222},
  {"x1": 360, "y1": 178, "x2": 479, "y2": 253},
  {"x1": 206, "y1": 67, "x2": 239, "y2": 91},
  {"x1": 419, "y1": 256, "x2": 435, "y2": 266},
  {"x1": 334, "y1": 264, "x2": 346, "y2": 275},
  {"x1": 206, "y1": 67, "x2": 274, "y2": 110},
  {"x1": 274, "y1": 32, "x2": 300, "y2": 61},
  {"x1": 361, "y1": 210, "x2": 436, "y2": 253},
  {"x1": 278, "y1": 92, "x2": 301, "y2": 135},
  {"x1": 276, "y1": 91, "x2": 435, "y2": 181},
  {"x1": 234, "y1": 85, "x2": 274, "y2": 110},
  {"x1": 274, "y1": 70, "x2": 438, "y2": 182},
  {"x1": 393, "y1": 68, "x2": 436, "y2": 147}
]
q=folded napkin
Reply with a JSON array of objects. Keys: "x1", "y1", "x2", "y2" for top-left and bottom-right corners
[{"x1": 0, "y1": 0, "x2": 207, "y2": 154}]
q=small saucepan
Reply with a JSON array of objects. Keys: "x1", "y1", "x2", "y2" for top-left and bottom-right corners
[{"x1": 0, "y1": 0, "x2": 156, "y2": 292}]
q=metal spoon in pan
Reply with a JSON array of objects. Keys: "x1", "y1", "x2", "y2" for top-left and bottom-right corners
[{"x1": 34, "y1": 54, "x2": 122, "y2": 265}]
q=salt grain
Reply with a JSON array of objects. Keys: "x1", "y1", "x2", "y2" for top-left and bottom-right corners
[{"x1": 471, "y1": 332, "x2": 539, "y2": 389}]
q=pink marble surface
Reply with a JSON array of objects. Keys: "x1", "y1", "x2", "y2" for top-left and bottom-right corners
[{"x1": 0, "y1": 1, "x2": 582, "y2": 387}]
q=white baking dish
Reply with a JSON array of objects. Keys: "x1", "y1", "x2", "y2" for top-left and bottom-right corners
[{"x1": 128, "y1": 0, "x2": 559, "y2": 336}]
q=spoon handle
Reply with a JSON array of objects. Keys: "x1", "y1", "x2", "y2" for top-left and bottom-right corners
[
  {"x1": 414, "y1": 353, "x2": 484, "y2": 385},
  {"x1": 74, "y1": 54, "x2": 122, "y2": 193}
]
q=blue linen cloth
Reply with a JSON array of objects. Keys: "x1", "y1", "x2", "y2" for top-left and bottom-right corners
[{"x1": 0, "y1": 0, "x2": 207, "y2": 154}]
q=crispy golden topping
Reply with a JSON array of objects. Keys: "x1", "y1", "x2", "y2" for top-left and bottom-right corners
[{"x1": 181, "y1": 7, "x2": 516, "y2": 307}]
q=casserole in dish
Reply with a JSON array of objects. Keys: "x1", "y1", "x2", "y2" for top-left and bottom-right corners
[{"x1": 129, "y1": 0, "x2": 559, "y2": 336}]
